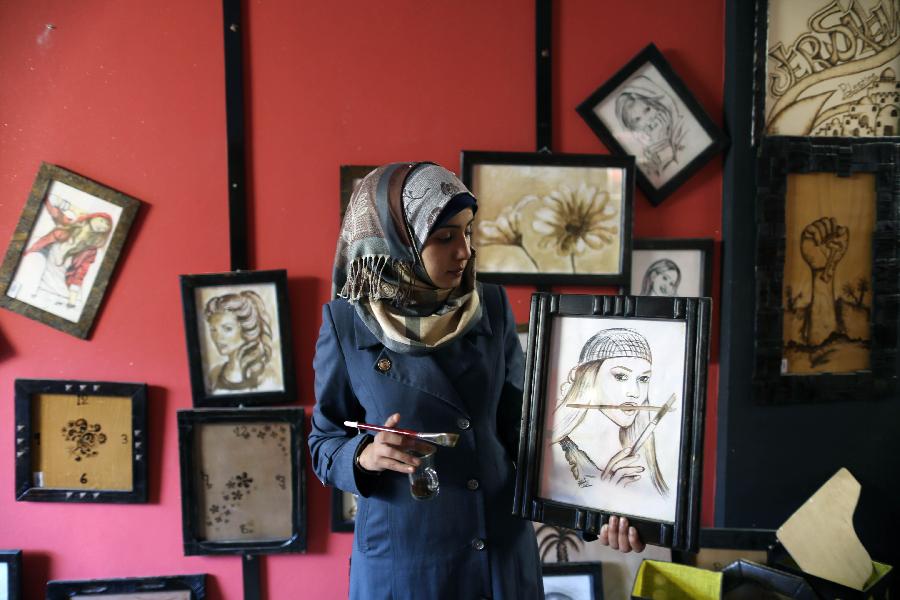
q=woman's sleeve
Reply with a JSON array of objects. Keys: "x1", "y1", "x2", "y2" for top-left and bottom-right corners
[
  {"x1": 308, "y1": 303, "x2": 378, "y2": 497},
  {"x1": 496, "y1": 286, "x2": 526, "y2": 461}
]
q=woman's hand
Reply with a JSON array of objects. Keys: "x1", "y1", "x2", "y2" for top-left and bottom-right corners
[
  {"x1": 356, "y1": 413, "x2": 432, "y2": 474},
  {"x1": 599, "y1": 515, "x2": 645, "y2": 553},
  {"x1": 600, "y1": 446, "x2": 643, "y2": 487}
]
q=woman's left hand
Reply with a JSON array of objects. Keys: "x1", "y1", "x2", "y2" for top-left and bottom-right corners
[{"x1": 599, "y1": 515, "x2": 645, "y2": 553}]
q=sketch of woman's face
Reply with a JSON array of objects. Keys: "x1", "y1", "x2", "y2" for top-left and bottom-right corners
[
  {"x1": 596, "y1": 357, "x2": 651, "y2": 428},
  {"x1": 649, "y1": 268, "x2": 679, "y2": 296},
  {"x1": 623, "y1": 97, "x2": 669, "y2": 142},
  {"x1": 89, "y1": 216, "x2": 111, "y2": 233},
  {"x1": 208, "y1": 311, "x2": 243, "y2": 357}
]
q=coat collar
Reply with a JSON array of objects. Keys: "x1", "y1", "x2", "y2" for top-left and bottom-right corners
[{"x1": 353, "y1": 302, "x2": 492, "y2": 349}]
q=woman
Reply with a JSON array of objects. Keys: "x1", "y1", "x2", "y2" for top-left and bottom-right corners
[
  {"x1": 310, "y1": 163, "x2": 642, "y2": 600},
  {"x1": 203, "y1": 290, "x2": 276, "y2": 393},
  {"x1": 640, "y1": 258, "x2": 681, "y2": 297}
]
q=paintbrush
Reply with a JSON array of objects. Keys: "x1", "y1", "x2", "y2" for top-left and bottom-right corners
[
  {"x1": 566, "y1": 403, "x2": 663, "y2": 412},
  {"x1": 343, "y1": 421, "x2": 460, "y2": 448},
  {"x1": 628, "y1": 393, "x2": 677, "y2": 456}
]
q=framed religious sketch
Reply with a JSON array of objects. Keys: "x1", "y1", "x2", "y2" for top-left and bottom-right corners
[
  {"x1": 339, "y1": 165, "x2": 377, "y2": 223},
  {"x1": 460, "y1": 151, "x2": 635, "y2": 286},
  {"x1": 180, "y1": 269, "x2": 296, "y2": 407},
  {"x1": 627, "y1": 238, "x2": 714, "y2": 298},
  {"x1": 46, "y1": 574, "x2": 206, "y2": 600},
  {"x1": 331, "y1": 487, "x2": 357, "y2": 533},
  {"x1": 576, "y1": 44, "x2": 728, "y2": 206},
  {"x1": 0, "y1": 162, "x2": 141, "y2": 338},
  {"x1": 0, "y1": 550, "x2": 22, "y2": 600},
  {"x1": 177, "y1": 407, "x2": 307, "y2": 555},
  {"x1": 513, "y1": 293, "x2": 711, "y2": 552},
  {"x1": 754, "y1": 139, "x2": 899, "y2": 404},
  {"x1": 753, "y1": 0, "x2": 900, "y2": 143},
  {"x1": 542, "y1": 562, "x2": 604, "y2": 600},
  {"x1": 14, "y1": 379, "x2": 148, "y2": 503}
]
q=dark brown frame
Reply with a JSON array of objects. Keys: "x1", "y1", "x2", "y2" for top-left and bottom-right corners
[
  {"x1": 541, "y1": 561, "x2": 604, "y2": 599},
  {"x1": 46, "y1": 574, "x2": 206, "y2": 599}
]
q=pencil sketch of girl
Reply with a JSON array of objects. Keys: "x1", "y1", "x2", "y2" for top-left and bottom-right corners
[
  {"x1": 550, "y1": 328, "x2": 670, "y2": 496},
  {"x1": 203, "y1": 291, "x2": 278, "y2": 393},
  {"x1": 640, "y1": 259, "x2": 681, "y2": 296},
  {"x1": 615, "y1": 76, "x2": 686, "y2": 182}
]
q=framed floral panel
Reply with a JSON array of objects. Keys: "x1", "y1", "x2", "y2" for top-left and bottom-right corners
[
  {"x1": 461, "y1": 151, "x2": 635, "y2": 286},
  {"x1": 542, "y1": 562, "x2": 604, "y2": 600},
  {"x1": 754, "y1": 139, "x2": 899, "y2": 403},
  {"x1": 180, "y1": 270, "x2": 296, "y2": 407},
  {"x1": 177, "y1": 407, "x2": 306, "y2": 555},
  {"x1": 0, "y1": 551, "x2": 22, "y2": 600},
  {"x1": 0, "y1": 163, "x2": 141, "y2": 338},
  {"x1": 331, "y1": 487, "x2": 357, "y2": 533},
  {"x1": 339, "y1": 165, "x2": 377, "y2": 223},
  {"x1": 14, "y1": 379, "x2": 148, "y2": 503},
  {"x1": 753, "y1": 0, "x2": 900, "y2": 143},
  {"x1": 46, "y1": 574, "x2": 205, "y2": 600},
  {"x1": 576, "y1": 44, "x2": 728, "y2": 206},
  {"x1": 514, "y1": 293, "x2": 711, "y2": 552},
  {"x1": 628, "y1": 238, "x2": 714, "y2": 298}
]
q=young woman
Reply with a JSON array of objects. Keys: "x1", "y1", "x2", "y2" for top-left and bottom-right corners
[{"x1": 640, "y1": 258, "x2": 681, "y2": 297}]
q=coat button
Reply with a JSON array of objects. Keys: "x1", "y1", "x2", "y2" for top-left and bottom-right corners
[
  {"x1": 471, "y1": 538, "x2": 485, "y2": 551},
  {"x1": 466, "y1": 479, "x2": 479, "y2": 491},
  {"x1": 456, "y1": 418, "x2": 471, "y2": 430},
  {"x1": 376, "y1": 358, "x2": 392, "y2": 372}
]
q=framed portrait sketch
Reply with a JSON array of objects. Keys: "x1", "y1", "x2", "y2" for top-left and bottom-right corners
[
  {"x1": 0, "y1": 550, "x2": 22, "y2": 600},
  {"x1": 753, "y1": 0, "x2": 900, "y2": 143},
  {"x1": 754, "y1": 139, "x2": 899, "y2": 403},
  {"x1": 542, "y1": 562, "x2": 604, "y2": 600},
  {"x1": 15, "y1": 379, "x2": 148, "y2": 503},
  {"x1": 461, "y1": 151, "x2": 635, "y2": 286},
  {"x1": 339, "y1": 165, "x2": 377, "y2": 223},
  {"x1": 628, "y1": 238, "x2": 714, "y2": 298},
  {"x1": 180, "y1": 269, "x2": 296, "y2": 407},
  {"x1": 46, "y1": 574, "x2": 206, "y2": 600},
  {"x1": 576, "y1": 44, "x2": 728, "y2": 206},
  {"x1": 0, "y1": 162, "x2": 141, "y2": 338},
  {"x1": 331, "y1": 487, "x2": 357, "y2": 533},
  {"x1": 514, "y1": 293, "x2": 711, "y2": 552},
  {"x1": 177, "y1": 407, "x2": 306, "y2": 555}
]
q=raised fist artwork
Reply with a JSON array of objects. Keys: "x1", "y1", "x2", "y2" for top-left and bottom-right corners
[{"x1": 800, "y1": 217, "x2": 849, "y2": 346}]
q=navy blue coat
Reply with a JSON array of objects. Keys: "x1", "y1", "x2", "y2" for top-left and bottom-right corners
[{"x1": 310, "y1": 283, "x2": 542, "y2": 600}]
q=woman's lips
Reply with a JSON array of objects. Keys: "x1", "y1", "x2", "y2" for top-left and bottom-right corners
[{"x1": 619, "y1": 402, "x2": 638, "y2": 413}]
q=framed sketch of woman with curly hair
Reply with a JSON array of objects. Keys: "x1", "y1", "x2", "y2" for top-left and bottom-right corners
[{"x1": 180, "y1": 270, "x2": 296, "y2": 407}]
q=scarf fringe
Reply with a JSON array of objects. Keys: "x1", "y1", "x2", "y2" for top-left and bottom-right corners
[{"x1": 337, "y1": 255, "x2": 412, "y2": 305}]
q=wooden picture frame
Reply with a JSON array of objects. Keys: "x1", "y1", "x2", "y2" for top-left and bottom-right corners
[
  {"x1": 576, "y1": 44, "x2": 728, "y2": 206},
  {"x1": 542, "y1": 562, "x2": 604, "y2": 600},
  {"x1": 514, "y1": 293, "x2": 711, "y2": 552},
  {"x1": 330, "y1": 487, "x2": 356, "y2": 533},
  {"x1": 14, "y1": 379, "x2": 148, "y2": 503},
  {"x1": 627, "y1": 238, "x2": 714, "y2": 298},
  {"x1": 46, "y1": 574, "x2": 206, "y2": 600},
  {"x1": 754, "y1": 138, "x2": 899, "y2": 403},
  {"x1": 177, "y1": 407, "x2": 307, "y2": 555},
  {"x1": 339, "y1": 165, "x2": 377, "y2": 223},
  {"x1": 180, "y1": 269, "x2": 296, "y2": 407},
  {"x1": 461, "y1": 150, "x2": 635, "y2": 286},
  {"x1": 0, "y1": 550, "x2": 22, "y2": 600},
  {"x1": 0, "y1": 162, "x2": 141, "y2": 338}
]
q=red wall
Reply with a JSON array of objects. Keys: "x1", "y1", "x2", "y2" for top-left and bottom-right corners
[{"x1": 0, "y1": 1, "x2": 724, "y2": 598}]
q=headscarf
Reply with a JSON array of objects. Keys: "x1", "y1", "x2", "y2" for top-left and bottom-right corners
[{"x1": 332, "y1": 162, "x2": 482, "y2": 354}]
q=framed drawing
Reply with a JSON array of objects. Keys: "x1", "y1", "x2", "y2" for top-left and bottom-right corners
[
  {"x1": 0, "y1": 550, "x2": 22, "y2": 600},
  {"x1": 461, "y1": 151, "x2": 635, "y2": 286},
  {"x1": 753, "y1": 0, "x2": 900, "y2": 143},
  {"x1": 180, "y1": 269, "x2": 296, "y2": 407},
  {"x1": 331, "y1": 487, "x2": 357, "y2": 533},
  {"x1": 628, "y1": 238, "x2": 714, "y2": 298},
  {"x1": 46, "y1": 574, "x2": 206, "y2": 600},
  {"x1": 14, "y1": 379, "x2": 148, "y2": 503},
  {"x1": 576, "y1": 44, "x2": 728, "y2": 206},
  {"x1": 0, "y1": 162, "x2": 141, "y2": 338},
  {"x1": 513, "y1": 293, "x2": 711, "y2": 552},
  {"x1": 542, "y1": 562, "x2": 604, "y2": 600},
  {"x1": 177, "y1": 407, "x2": 306, "y2": 555},
  {"x1": 339, "y1": 165, "x2": 377, "y2": 223},
  {"x1": 754, "y1": 139, "x2": 899, "y2": 403},
  {"x1": 671, "y1": 527, "x2": 776, "y2": 569}
]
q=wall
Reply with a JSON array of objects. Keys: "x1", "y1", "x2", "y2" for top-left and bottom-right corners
[{"x1": 0, "y1": 1, "x2": 724, "y2": 598}]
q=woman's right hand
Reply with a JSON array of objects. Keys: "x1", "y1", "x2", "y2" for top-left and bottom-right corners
[
  {"x1": 356, "y1": 413, "x2": 432, "y2": 474},
  {"x1": 600, "y1": 446, "x2": 643, "y2": 487}
]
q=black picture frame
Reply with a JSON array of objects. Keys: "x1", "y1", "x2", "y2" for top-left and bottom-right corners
[
  {"x1": 753, "y1": 138, "x2": 899, "y2": 404},
  {"x1": 627, "y1": 238, "x2": 714, "y2": 298},
  {"x1": 576, "y1": 43, "x2": 728, "y2": 206},
  {"x1": 180, "y1": 269, "x2": 296, "y2": 407},
  {"x1": 542, "y1": 561, "x2": 604, "y2": 600},
  {"x1": 513, "y1": 293, "x2": 711, "y2": 552},
  {"x1": 460, "y1": 150, "x2": 635, "y2": 286},
  {"x1": 177, "y1": 407, "x2": 307, "y2": 555},
  {"x1": 0, "y1": 162, "x2": 141, "y2": 339},
  {"x1": 339, "y1": 165, "x2": 377, "y2": 223},
  {"x1": 0, "y1": 550, "x2": 22, "y2": 600},
  {"x1": 330, "y1": 487, "x2": 356, "y2": 533},
  {"x1": 46, "y1": 574, "x2": 206, "y2": 599},
  {"x1": 671, "y1": 527, "x2": 777, "y2": 567},
  {"x1": 14, "y1": 379, "x2": 149, "y2": 503}
]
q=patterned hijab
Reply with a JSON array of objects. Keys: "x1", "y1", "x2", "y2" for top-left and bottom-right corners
[{"x1": 332, "y1": 162, "x2": 482, "y2": 354}]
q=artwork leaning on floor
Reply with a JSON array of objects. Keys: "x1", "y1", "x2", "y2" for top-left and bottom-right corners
[
  {"x1": 461, "y1": 151, "x2": 635, "y2": 286},
  {"x1": 514, "y1": 293, "x2": 710, "y2": 552},
  {"x1": 46, "y1": 574, "x2": 206, "y2": 600}
]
